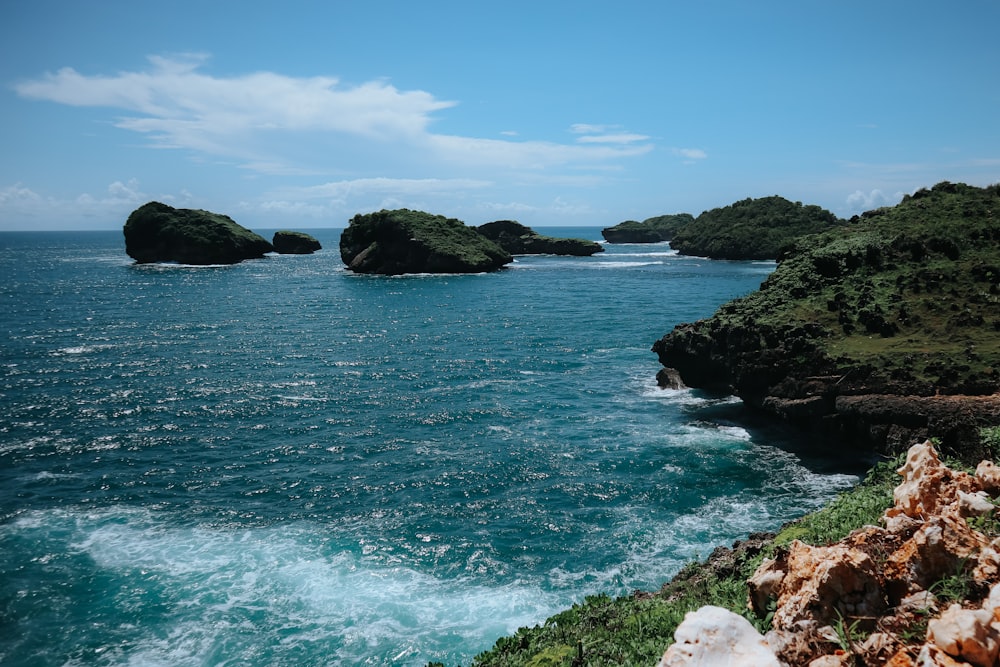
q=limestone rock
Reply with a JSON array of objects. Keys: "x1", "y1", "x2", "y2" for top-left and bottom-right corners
[
  {"x1": 756, "y1": 540, "x2": 885, "y2": 630},
  {"x1": 926, "y1": 603, "x2": 999, "y2": 667},
  {"x1": 884, "y1": 515, "x2": 989, "y2": 594},
  {"x1": 272, "y1": 230, "x2": 321, "y2": 254},
  {"x1": 657, "y1": 606, "x2": 780, "y2": 667},
  {"x1": 656, "y1": 367, "x2": 687, "y2": 390},
  {"x1": 339, "y1": 209, "x2": 512, "y2": 275},
  {"x1": 124, "y1": 201, "x2": 273, "y2": 265},
  {"x1": 915, "y1": 644, "x2": 971, "y2": 666},
  {"x1": 739, "y1": 442, "x2": 1000, "y2": 666},
  {"x1": 977, "y1": 460, "x2": 1000, "y2": 494},
  {"x1": 763, "y1": 621, "x2": 839, "y2": 666}
]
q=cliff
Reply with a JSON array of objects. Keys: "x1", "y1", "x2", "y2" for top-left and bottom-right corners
[
  {"x1": 123, "y1": 201, "x2": 273, "y2": 265},
  {"x1": 339, "y1": 209, "x2": 512, "y2": 275},
  {"x1": 669, "y1": 196, "x2": 845, "y2": 260},
  {"x1": 476, "y1": 220, "x2": 603, "y2": 256},
  {"x1": 653, "y1": 182, "x2": 1000, "y2": 457}
]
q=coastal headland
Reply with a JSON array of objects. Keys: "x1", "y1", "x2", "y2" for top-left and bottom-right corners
[{"x1": 654, "y1": 181, "x2": 1000, "y2": 459}]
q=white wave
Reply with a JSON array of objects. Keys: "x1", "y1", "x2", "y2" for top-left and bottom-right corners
[
  {"x1": 9, "y1": 508, "x2": 565, "y2": 666},
  {"x1": 51, "y1": 344, "x2": 112, "y2": 355},
  {"x1": 609, "y1": 250, "x2": 679, "y2": 258},
  {"x1": 591, "y1": 260, "x2": 664, "y2": 268}
]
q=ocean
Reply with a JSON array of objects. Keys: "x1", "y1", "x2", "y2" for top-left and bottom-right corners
[{"x1": 0, "y1": 228, "x2": 864, "y2": 666}]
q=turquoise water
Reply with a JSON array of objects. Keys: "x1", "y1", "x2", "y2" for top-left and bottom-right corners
[{"x1": 0, "y1": 229, "x2": 863, "y2": 666}]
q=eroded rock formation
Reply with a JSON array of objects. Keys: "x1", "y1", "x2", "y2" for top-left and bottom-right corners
[{"x1": 660, "y1": 441, "x2": 1000, "y2": 666}]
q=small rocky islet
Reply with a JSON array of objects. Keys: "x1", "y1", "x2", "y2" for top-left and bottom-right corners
[
  {"x1": 272, "y1": 230, "x2": 321, "y2": 254},
  {"x1": 123, "y1": 201, "x2": 274, "y2": 265}
]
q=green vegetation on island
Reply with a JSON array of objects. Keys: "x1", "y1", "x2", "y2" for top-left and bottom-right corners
[
  {"x1": 654, "y1": 182, "x2": 1000, "y2": 456},
  {"x1": 339, "y1": 209, "x2": 513, "y2": 275},
  {"x1": 601, "y1": 213, "x2": 694, "y2": 244},
  {"x1": 669, "y1": 195, "x2": 845, "y2": 260},
  {"x1": 123, "y1": 201, "x2": 273, "y2": 265}
]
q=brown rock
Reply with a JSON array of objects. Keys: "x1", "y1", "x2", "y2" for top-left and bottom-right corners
[{"x1": 766, "y1": 540, "x2": 886, "y2": 630}]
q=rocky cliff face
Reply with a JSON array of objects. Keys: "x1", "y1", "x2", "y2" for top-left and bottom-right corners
[
  {"x1": 659, "y1": 441, "x2": 1000, "y2": 667},
  {"x1": 653, "y1": 182, "x2": 1000, "y2": 457},
  {"x1": 123, "y1": 201, "x2": 273, "y2": 265}
]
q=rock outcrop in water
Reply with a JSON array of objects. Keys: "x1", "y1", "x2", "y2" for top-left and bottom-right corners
[
  {"x1": 272, "y1": 230, "x2": 321, "y2": 254},
  {"x1": 476, "y1": 220, "x2": 603, "y2": 256},
  {"x1": 123, "y1": 201, "x2": 273, "y2": 265},
  {"x1": 659, "y1": 441, "x2": 1000, "y2": 667},
  {"x1": 339, "y1": 208, "x2": 512, "y2": 275},
  {"x1": 653, "y1": 182, "x2": 1000, "y2": 457},
  {"x1": 602, "y1": 214, "x2": 694, "y2": 244}
]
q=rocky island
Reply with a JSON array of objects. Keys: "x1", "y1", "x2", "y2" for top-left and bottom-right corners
[
  {"x1": 339, "y1": 208, "x2": 512, "y2": 275},
  {"x1": 602, "y1": 213, "x2": 694, "y2": 243},
  {"x1": 272, "y1": 230, "x2": 322, "y2": 254},
  {"x1": 653, "y1": 182, "x2": 1000, "y2": 456},
  {"x1": 123, "y1": 201, "x2": 273, "y2": 265},
  {"x1": 669, "y1": 195, "x2": 846, "y2": 260},
  {"x1": 476, "y1": 220, "x2": 603, "y2": 256}
]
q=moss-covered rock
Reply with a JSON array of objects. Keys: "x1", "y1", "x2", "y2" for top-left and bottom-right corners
[
  {"x1": 339, "y1": 209, "x2": 512, "y2": 275},
  {"x1": 123, "y1": 201, "x2": 273, "y2": 265},
  {"x1": 601, "y1": 214, "x2": 694, "y2": 244},
  {"x1": 272, "y1": 230, "x2": 322, "y2": 254},
  {"x1": 476, "y1": 220, "x2": 603, "y2": 256},
  {"x1": 653, "y1": 182, "x2": 1000, "y2": 455},
  {"x1": 670, "y1": 196, "x2": 844, "y2": 260}
]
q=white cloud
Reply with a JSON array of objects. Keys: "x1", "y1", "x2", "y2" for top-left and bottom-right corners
[
  {"x1": 16, "y1": 55, "x2": 452, "y2": 140},
  {"x1": 426, "y1": 134, "x2": 651, "y2": 169},
  {"x1": 576, "y1": 133, "x2": 650, "y2": 144},
  {"x1": 0, "y1": 179, "x2": 194, "y2": 228},
  {"x1": 15, "y1": 56, "x2": 653, "y2": 174},
  {"x1": 672, "y1": 148, "x2": 708, "y2": 160},
  {"x1": 570, "y1": 123, "x2": 611, "y2": 134},
  {"x1": 846, "y1": 188, "x2": 901, "y2": 213},
  {"x1": 0, "y1": 183, "x2": 45, "y2": 208},
  {"x1": 274, "y1": 177, "x2": 492, "y2": 200}
]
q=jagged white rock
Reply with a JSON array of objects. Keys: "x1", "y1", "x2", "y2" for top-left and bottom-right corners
[
  {"x1": 657, "y1": 605, "x2": 781, "y2": 667},
  {"x1": 927, "y1": 603, "x2": 999, "y2": 667}
]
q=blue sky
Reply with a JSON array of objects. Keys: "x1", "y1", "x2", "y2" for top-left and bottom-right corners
[{"x1": 1, "y1": 1, "x2": 998, "y2": 231}]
